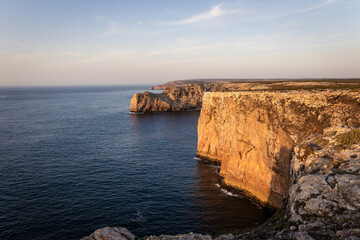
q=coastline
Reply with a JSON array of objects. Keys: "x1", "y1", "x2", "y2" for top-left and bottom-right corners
[
  {"x1": 83, "y1": 126, "x2": 360, "y2": 239},
  {"x1": 83, "y1": 80, "x2": 360, "y2": 239}
]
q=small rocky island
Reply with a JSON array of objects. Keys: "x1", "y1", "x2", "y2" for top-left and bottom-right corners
[{"x1": 85, "y1": 79, "x2": 360, "y2": 239}]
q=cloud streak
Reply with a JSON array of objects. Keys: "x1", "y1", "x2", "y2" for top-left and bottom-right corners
[
  {"x1": 258, "y1": 0, "x2": 341, "y2": 20},
  {"x1": 291, "y1": 0, "x2": 340, "y2": 14},
  {"x1": 160, "y1": 4, "x2": 239, "y2": 25},
  {"x1": 104, "y1": 21, "x2": 121, "y2": 36}
]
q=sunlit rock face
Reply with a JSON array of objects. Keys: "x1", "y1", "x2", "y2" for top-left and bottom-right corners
[
  {"x1": 129, "y1": 82, "x2": 275, "y2": 113},
  {"x1": 197, "y1": 90, "x2": 360, "y2": 209},
  {"x1": 130, "y1": 85, "x2": 204, "y2": 112}
]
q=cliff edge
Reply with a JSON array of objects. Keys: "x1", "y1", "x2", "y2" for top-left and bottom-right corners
[{"x1": 197, "y1": 90, "x2": 360, "y2": 209}]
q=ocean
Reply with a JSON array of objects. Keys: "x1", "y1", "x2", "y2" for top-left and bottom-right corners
[{"x1": 0, "y1": 86, "x2": 268, "y2": 239}]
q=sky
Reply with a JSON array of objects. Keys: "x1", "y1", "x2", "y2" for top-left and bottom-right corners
[{"x1": 0, "y1": 0, "x2": 359, "y2": 86}]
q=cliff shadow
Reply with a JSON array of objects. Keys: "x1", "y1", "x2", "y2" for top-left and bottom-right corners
[
  {"x1": 267, "y1": 145, "x2": 293, "y2": 210},
  {"x1": 190, "y1": 161, "x2": 269, "y2": 233}
]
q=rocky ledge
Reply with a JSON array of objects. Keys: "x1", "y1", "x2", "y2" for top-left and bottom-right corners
[{"x1": 82, "y1": 126, "x2": 360, "y2": 239}]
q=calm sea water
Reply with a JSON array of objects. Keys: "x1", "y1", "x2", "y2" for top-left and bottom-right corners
[{"x1": 0, "y1": 86, "x2": 268, "y2": 240}]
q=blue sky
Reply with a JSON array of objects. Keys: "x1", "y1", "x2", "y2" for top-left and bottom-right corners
[{"x1": 0, "y1": 0, "x2": 359, "y2": 86}]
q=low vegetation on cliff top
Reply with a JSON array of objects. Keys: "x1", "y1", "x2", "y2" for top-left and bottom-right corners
[{"x1": 336, "y1": 129, "x2": 360, "y2": 146}]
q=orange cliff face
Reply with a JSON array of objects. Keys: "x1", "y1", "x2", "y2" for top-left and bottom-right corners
[
  {"x1": 197, "y1": 90, "x2": 360, "y2": 209},
  {"x1": 129, "y1": 82, "x2": 273, "y2": 113},
  {"x1": 130, "y1": 85, "x2": 205, "y2": 113}
]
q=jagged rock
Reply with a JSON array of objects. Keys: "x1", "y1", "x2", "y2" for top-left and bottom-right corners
[
  {"x1": 289, "y1": 127, "x2": 360, "y2": 219},
  {"x1": 144, "y1": 233, "x2": 212, "y2": 240},
  {"x1": 130, "y1": 85, "x2": 205, "y2": 112},
  {"x1": 213, "y1": 234, "x2": 234, "y2": 240},
  {"x1": 81, "y1": 227, "x2": 135, "y2": 240},
  {"x1": 197, "y1": 91, "x2": 360, "y2": 208}
]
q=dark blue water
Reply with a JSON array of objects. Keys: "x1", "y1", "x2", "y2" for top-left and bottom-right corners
[{"x1": 0, "y1": 86, "x2": 268, "y2": 240}]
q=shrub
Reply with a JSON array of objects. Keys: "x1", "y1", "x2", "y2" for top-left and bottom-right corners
[{"x1": 336, "y1": 129, "x2": 360, "y2": 146}]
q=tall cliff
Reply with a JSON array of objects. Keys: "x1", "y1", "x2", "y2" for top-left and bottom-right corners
[{"x1": 197, "y1": 90, "x2": 360, "y2": 209}]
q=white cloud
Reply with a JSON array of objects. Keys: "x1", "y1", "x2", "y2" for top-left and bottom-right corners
[
  {"x1": 95, "y1": 15, "x2": 104, "y2": 21},
  {"x1": 161, "y1": 4, "x2": 239, "y2": 25},
  {"x1": 300, "y1": 0, "x2": 340, "y2": 12},
  {"x1": 263, "y1": 0, "x2": 340, "y2": 20},
  {"x1": 104, "y1": 22, "x2": 120, "y2": 36},
  {"x1": 134, "y1": 21, "x2": 143, "y2": 25}
]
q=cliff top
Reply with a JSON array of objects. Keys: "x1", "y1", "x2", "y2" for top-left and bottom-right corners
[
  {"x1": 203, "y1": 89, "x2": 360, "y2": 104},
  {"x1": 150, "y1": 79, "x2": 360, "y2": 90}
]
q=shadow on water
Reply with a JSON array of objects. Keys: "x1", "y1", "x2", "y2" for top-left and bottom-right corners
[
  {"x1": 191, "y1": 161, "x2": 269, "y2": 234},
  {"x1": 129, "y1": 111, "x2": 270, "y2": 235}
]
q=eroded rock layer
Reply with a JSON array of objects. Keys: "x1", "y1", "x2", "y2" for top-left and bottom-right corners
[
  {"x1": 197, "y1": 90, "x2": 360, "y2": 208},
  {"x1": 130, "y1": 85, "x2": 205, "y2": 112}
]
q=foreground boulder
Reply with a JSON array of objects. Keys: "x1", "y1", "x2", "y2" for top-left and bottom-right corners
[{"x1": 81, "y1": 227, "x2": 135, "y2": 240}]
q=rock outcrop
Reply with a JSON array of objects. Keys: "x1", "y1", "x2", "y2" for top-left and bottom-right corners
[
  {"x1": 227, "y1": 126, "x2": 360, "y2": 239},
  {"x1": 81, "y1": 227, "x2": 136, "y2": 240},
  {"x1": 130, "y1": 85, "x2": 205, "y2": 112},
  {"x1": 197, "y1": 90, "x2": 360, "y2": 209},
  {"x1": 284, "y1": 126, "x2": 360, "y2": 239}
]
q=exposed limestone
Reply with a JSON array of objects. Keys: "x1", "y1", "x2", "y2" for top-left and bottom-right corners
[
  {"x1": 130, "y1": 85, "x2": 205, "y2": 112},
  {"x1": 148, "y1": 79, "x2": 360, "y2": 91},
  {"x1": 81, "y1": 227, "x2": 136, "y2": 240},
  {"x1": 130, "y1": 83, "x2": 265, "y2": 113},
  {"x1": 197, "y1": 90, "x2": 360, "y2": 208},
  {"x1": 240, "y1": 126, "x2": 360, "y2": 239},
  {"x1": 144, "y1": 233, "x2": 212, "y2": 240},
  {"x1": 289, "y1": 126, "x2": 360, "y2": 225}
]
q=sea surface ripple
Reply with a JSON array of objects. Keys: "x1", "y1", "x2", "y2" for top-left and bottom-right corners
[{"x1": 0, "y1": 86, "x2": 268, "y2": 239}]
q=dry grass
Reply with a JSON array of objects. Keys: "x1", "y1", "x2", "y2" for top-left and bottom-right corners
[{"x1": 336, "y1": 129, "x2": 360, "y2": 146}]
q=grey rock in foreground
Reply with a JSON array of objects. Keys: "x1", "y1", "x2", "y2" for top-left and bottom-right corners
[
  {"x1": 145, "y1": 233, "x2": 213, "y2": 240},
  {"x1": 81, "y1": 227, "x2": 135, "y2": 240}
]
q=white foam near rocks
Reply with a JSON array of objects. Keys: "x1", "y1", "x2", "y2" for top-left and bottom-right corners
[{"x1": 214, "y1": 184, "x2": 241, "y2": 197}]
